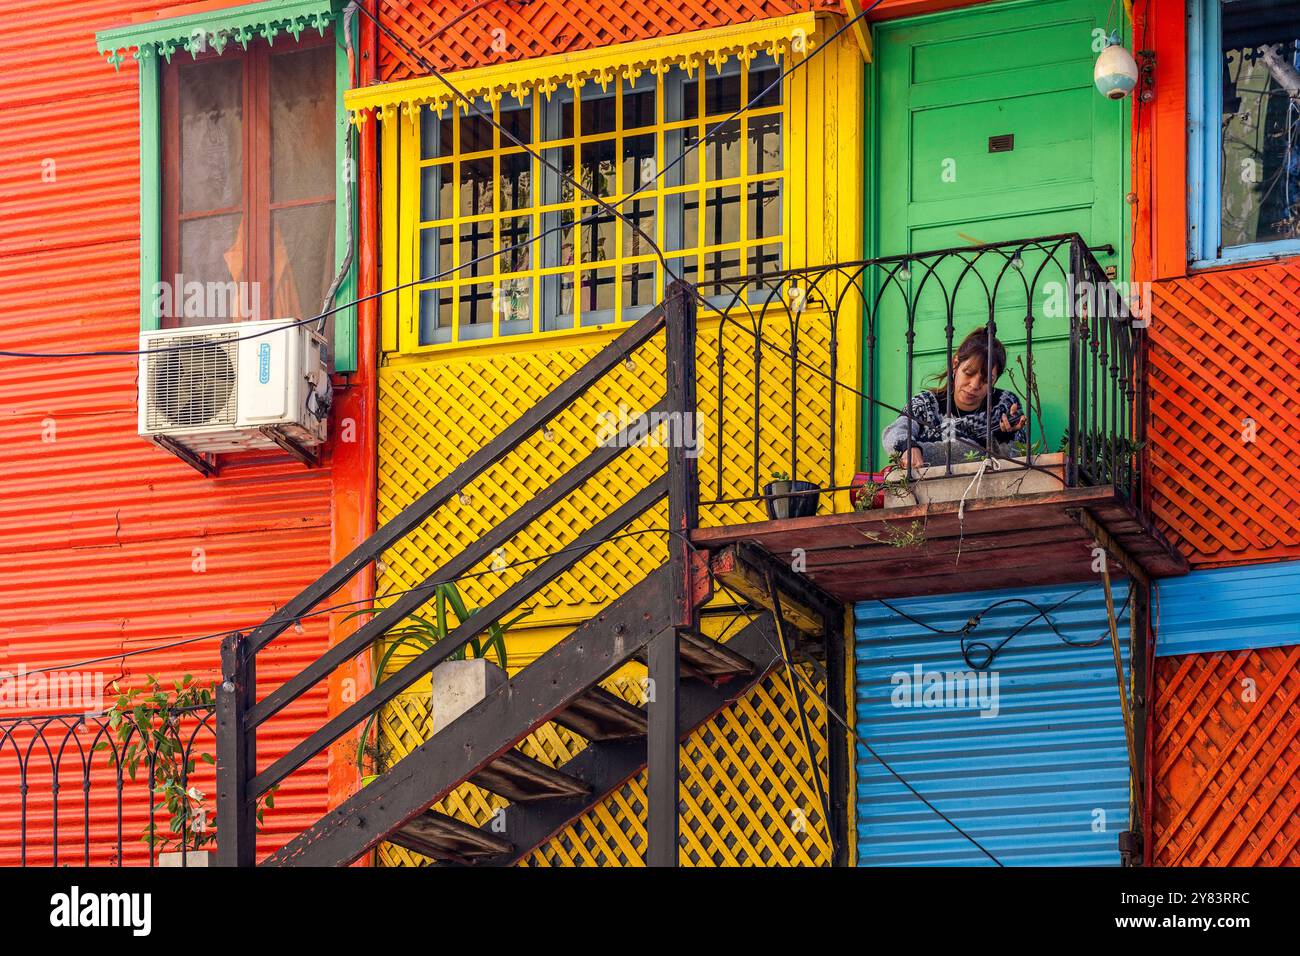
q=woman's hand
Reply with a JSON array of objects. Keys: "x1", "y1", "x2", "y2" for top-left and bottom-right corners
[
  {"x1": 999, "y1": 402, "x2": 1027, "y2": 434},
  {"x1": 900, "y1": 447, "x2": 925, "y2": 471}
]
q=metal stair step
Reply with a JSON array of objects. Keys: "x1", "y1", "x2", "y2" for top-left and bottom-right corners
[
  {"x1": 635, "y1": 629, "x2": 755, "y2": 682},
  {"x1": 388, "y1": 810, "x2": 513, "y2": 865},
  {"x1": 553, "y1": 686, "x2": 648, "y2": 741},
  {"x1": 470, "y1": 748, "x2": 592, "y2": 803}
]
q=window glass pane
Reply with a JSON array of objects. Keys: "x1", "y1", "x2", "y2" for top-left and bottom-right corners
[
  {"x1": 748, "y1": 180, "x2": 781, "y2": 240},
  {"x1": 623, "y1": 134, "x2": 656, "y2": 190},
  {"x1": 706, "y1": 120, "x2": 741, "y2": 179},
  {"x1": 748, "y1": 114, "x2": 782, "y2": 174},
  {"x1": 701, "y1": 249, "x2": 742, "y2": 300},
  {"x1": 578, "y1": 267, "x2": 617, "y2": 319},
  {"x1": 702, "y1": 186, "x2": 741, "y2": 247},
  {"x1": 499, "y1": 216, "x2": 532, "y2": 272},
  {"x1": 623, "y1": 87, "x2": 655, "y2": 131},
  {"x1": 419, "y1": 288, "x2": 453, "y2": 344},
  {"x1": 621, "y1": 200, "x2": 656, "y2": 256},
  {"x1": 420, "y1": 165, "x2": 450, "y2": 222},
  {"x1": 749, "y1": 63, "x2": 783, "y2": 108},
  {"x1": 459, "y1": 221, "x2": 493, "y2": 277},
  {"x1": 682, "y1": 76, "x2": 699, "y2": 121},
  {"x1": 705, "y1": 71, "x2": 741, "y2": 115},
  {"x1": 500, "y1": 103, "x2": 532, "y2": 145},
  {"x1": 419, "y1": 225, "x2": 453, "y2": 280},
  {"x1": 580, "y1": 139, "x2": 617, "y2": 196},
  {"x1": 178, "y1": 58, "x2": 242, "y2": 213},
  {"x1": 461, "y1": 111, "x2": 494, "y2": 153},
  {"x1": 581, "y1": 93, "x2": 616, "y2": 137},
  {"x1": 1219, "y1": 0, "x2": 1300, "y2": 248},
  {"x1": 421, "y1": 106, "x2": 452, "y2": 159},
  {"x1": 580, "y1": 207, "x2": 616, "y2": 263},
  {"x1": 459, "y1": 282, "x2": 495, "y2": 337},
  {"x1": 178, "y1": 213, "x2": 247, "y2": 324},
  {"x1": 271, "y1": 203, "x2": 336, "y2": 334},
  {"x1": 270, "y1": 44, "x2": 335, "y2": 203},
  {"x1": 499, "y1": 277, "x2": 531, "y2": 333},
  {"x1": 500, "y1": 153, "x2": 531, "y2": 210},
  {"x1": 622, "y1": 261, "x2": 656, "y2": 312},
  {"x1": 459, "y1": 158, "x2": 493, "y2": 215}
]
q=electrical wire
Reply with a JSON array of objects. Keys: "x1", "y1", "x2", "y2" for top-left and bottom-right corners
[
  {"x1": 8, "y1": 524, "x2": 689, "y2": 680},
  {"x1": 877, "y1": 586, "x2": 1132, "y2": 671}
]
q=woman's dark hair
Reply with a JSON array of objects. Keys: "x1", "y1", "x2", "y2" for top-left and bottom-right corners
[{"x1": 925, "y1": 327, "x2": 1007, "y2": 397}]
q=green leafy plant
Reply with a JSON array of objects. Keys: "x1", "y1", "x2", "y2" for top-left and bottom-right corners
[
  {"x1": 95, "y1": 675, "x2": 277, "y2": 854},
  {"x1": 770, "y1": 469, "x2": 791, "y2": 482},
  {"x1": 345, "y1": 582, "x2": 530, "y2": 772},
  {"x1": 854, "y1": 458, "x2": 917, "y2": 512}
]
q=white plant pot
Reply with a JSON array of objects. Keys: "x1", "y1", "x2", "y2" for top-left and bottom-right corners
[
  {"x1": 883, "y1": 452, "x2": 1066, "y2": 509},
  {"x1": 430, "y1": 658, "x2": 508, "y2": 733},
  {"x1": 157, "y1": 849, "x2": 212, "y2": 867}
]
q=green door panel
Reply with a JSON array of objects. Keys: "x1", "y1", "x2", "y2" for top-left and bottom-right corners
[{"x1": 866, "y1": 0, "x2": 1128, "y2": 469}]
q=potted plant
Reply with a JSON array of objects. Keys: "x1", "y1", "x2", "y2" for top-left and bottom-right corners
[
  {"x1": 763, "y1": 470, "x2": 822, "y2": 520},
  {"x1": 96, "y1": 674, "x2": 277, "y2": 867},
  {"x1": 345, "y1": 582, "x2": 530, "y2": 776}
]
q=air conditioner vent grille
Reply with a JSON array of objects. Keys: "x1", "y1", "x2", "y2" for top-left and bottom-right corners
[{"x1": 145, "y1": 331, "x2": 238, "y2": 430}]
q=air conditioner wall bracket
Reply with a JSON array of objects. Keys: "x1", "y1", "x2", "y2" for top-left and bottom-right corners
[{"x1": 151, "y1": 435, "x2": 220, "y2": 477}]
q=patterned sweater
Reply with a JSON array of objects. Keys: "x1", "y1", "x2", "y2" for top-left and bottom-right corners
[{"x1": 881, "y1": 388, "x2": 1029, "y2": 466}]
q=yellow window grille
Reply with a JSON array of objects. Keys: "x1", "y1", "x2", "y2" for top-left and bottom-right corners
[{"x1": 402, "y1": 55, "x2": 788, "y2": 349}]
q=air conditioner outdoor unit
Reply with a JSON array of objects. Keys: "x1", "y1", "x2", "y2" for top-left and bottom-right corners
[{"x1": 138, "y1": 319, "x2": 330, "y2": 457}]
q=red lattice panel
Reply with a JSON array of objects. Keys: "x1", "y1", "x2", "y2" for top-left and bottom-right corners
[
  {"x1": 1146, "y1": 261, "x2": 1300, "y2": 566},
  {"x1": 376, "y1": 0, "x2": 842, "y2": 81},
  {"x1": 1152, "y1": 646, "x2": 1300, "y2": 866}
]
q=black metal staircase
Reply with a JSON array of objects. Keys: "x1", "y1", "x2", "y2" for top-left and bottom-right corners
[{"x1": 215, "y1": 281, "x2": 823, "y2": 867}]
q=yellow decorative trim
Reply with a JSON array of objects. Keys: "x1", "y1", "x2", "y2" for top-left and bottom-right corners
[{"x1": 344, "y1": 12, "x2": 820, "y2": 123}]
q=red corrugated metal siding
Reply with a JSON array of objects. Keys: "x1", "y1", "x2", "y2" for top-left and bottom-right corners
[
  {"x1": 377, "y1": 0, "x2": 844, "y2": 81},
  {"x1": 1146, "y1": 261, "x2": 1300, "y2": 567},
  {"x1": 1152, "y1": 646, "x2": 1300, "y2": 865},
  {"x1": 0, "y1": 0, "x2": 335, "y2": 865}
]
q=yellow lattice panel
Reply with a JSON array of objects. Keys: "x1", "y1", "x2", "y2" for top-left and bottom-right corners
[{"x1": 374, "y1": 609, "x2": 832, "y2": 868}]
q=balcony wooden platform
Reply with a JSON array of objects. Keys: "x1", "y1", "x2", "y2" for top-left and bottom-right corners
[{"x1": 692, "y1": 485, "x2": 1188, "y2": 603}]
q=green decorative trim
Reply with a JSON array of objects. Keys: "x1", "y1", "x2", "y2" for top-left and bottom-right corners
[
  {"x1": 96, "y1": 0, "x2": 334, "y2": 70},
  {"x1": 332, "y1": 38, "x2": 357, "y2": 372},
  {"x1": 139, "y1": 55, "x2": 162, "y2": 332},
  {"x1": 109, "y1": 0, "x2": 357, "y2": 371}
]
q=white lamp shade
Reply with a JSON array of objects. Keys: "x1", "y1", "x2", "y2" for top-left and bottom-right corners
[{"x1": 1095, "y1": 42, "x2": 1138, "y2": 100}]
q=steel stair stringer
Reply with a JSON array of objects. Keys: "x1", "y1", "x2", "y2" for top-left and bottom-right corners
[
  {"x1": 488, "y1": 612, "x2": 782, "y2": 865},
  {"x1": 263, "y1": 565, "x2": 676, "y2": 867}
]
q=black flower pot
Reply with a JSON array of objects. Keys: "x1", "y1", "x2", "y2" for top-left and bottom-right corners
[{"x1": 763, "y1": 480, "x2": 820, "y2": 520}]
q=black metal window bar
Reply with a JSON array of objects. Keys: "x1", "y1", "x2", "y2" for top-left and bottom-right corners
[
  {"x1": 0, "y1": 706, "x2": 216, "y2": 866},
  {"x1": 699, "y1": 233, "x2": 1144, "y2": 508}
]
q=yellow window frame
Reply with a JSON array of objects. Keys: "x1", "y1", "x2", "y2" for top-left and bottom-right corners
[
  {"x1": 348, "y1": 12, "x2": 843, "y2": 356},
  {"x1": 401, "y1": 63, "x2": 787, "y2": 349}
]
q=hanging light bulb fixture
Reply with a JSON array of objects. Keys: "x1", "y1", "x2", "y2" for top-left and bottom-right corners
[{"x1": 1094, "y1": 31, "x2": 1139, "y2": 100}]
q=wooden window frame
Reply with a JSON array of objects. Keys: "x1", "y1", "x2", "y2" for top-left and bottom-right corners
[{"x1": 161, "y1": 29, "x2": 336, "y2": 330}]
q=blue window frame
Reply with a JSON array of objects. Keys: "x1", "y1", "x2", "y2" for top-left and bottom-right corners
[{"x1": 1189, "y1": 0, "x2": 1300, "y2": 267}]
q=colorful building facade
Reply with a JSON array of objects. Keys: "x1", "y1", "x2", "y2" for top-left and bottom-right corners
[{"x1": 0, "y1": 0, "x2": 1294, "y2": 867}]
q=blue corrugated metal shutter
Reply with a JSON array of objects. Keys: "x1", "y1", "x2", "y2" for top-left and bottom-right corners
[
  {"x1": 854, "y1": 581, "x2": 1132, "y2": 866},
  {"x1": 1155, "y1": 560, "x2": 1300, "y2": 656}
]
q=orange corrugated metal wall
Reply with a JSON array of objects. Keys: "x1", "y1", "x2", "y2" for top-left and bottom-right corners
[
  {"x1": 376, "y1": 0, "x2": 844, "y2": 80},
  {"x1": 1136, "y1": 0, "x2": 1300, "y2": 867},
  {"x1": 0, "y1": 1, "x2": 335, "y2": 864},
  {"x1": 1152, "y1": 646, "x2": 1300, "y2": 865}
]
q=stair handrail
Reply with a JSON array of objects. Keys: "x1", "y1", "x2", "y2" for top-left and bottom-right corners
[{"x1": 217, "y1": 281, "x2": 699, "y2": 866}]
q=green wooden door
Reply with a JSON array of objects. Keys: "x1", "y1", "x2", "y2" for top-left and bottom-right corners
[{"x1": 866, "y1": 0, "x2": 1127, "y2": 468}]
